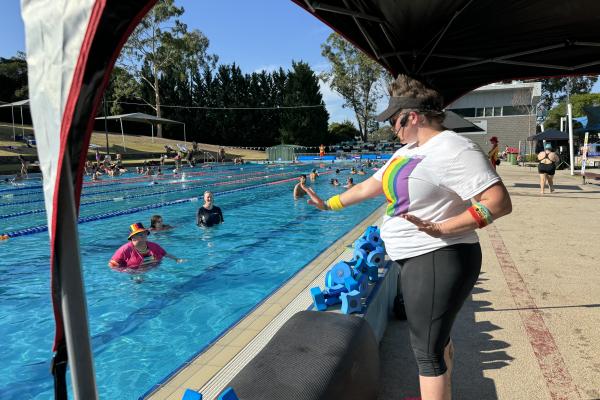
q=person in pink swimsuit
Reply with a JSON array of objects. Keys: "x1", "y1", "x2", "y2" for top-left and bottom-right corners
[{"x1": 108, "y1": 222, "x2": 183, "y2": 272}]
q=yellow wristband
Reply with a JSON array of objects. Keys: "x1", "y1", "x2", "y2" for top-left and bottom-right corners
[{"x1": 326, "y1": 194, "x2": 344, "y2": 211}]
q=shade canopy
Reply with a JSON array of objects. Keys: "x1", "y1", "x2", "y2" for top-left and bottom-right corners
[
  {"x1": 19, "y1": 1, "x2": 600, "y2": 398},
  {"x1": 575, "y1": 106, "x2": 600, "y2": 133},
  {"x1": 442, "y1": 110, "x2": 484, "y2": 133},
  {"x1": 94, "y1": 112, "x2": 182, "y2": 125},
  {"x1": 0, "y1": 99, "x2": 30, "y2": 107},
  {"x1": 528, "y1": 129, "x2": 570, "y2": 141},
  {"x1": 292, "y1": 0, "x2": 600, "y2": 104}
]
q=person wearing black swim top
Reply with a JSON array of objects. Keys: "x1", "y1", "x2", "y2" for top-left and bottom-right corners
[
  {"x1": 537, "y1": 143, "x2": 559, "y2": 195},
  {"x1": 196, "y1": 191, "x2": 224, "y2": 227}
]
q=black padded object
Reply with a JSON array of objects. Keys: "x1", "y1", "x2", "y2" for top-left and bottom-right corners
[{"x1": 225, "y1": 311, "x2": 379, "y2": 400}]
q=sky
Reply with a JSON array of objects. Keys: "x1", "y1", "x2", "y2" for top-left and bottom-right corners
[
  {"x1": 0, "y1": 0, "x2": 363, "y2": 124},
  {"x1": 1, "y1": 0, "x2": 598, "y2": 123}
]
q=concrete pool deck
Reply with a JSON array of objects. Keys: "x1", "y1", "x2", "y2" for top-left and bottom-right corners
[{"x1": 146, "y1": 163, "x2": 600, "y2": 400}]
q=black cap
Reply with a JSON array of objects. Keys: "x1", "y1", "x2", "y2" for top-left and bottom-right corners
[{"x1": 375, "y1": 97, "x2": 441, "y2": 122}]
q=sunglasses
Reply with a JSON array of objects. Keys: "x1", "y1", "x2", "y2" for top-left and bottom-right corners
[{"x1": 389, "y1": 113, "x2": 410, "y2": 128}]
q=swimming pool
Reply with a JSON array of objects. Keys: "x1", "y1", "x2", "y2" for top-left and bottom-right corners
[{"x1": 0, "y1": 163, "x2": 384, "y2": 399}]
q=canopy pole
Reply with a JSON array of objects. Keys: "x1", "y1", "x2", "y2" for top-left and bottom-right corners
[
  {"x1": 567, "y1": 103, "x2": 574, "y2": 175},
  {"x1": 151, "y1": 124, "x2": 154, "y2": 143},
  {"x1": 120, "y1": 118, "x2": 126, "y2": 153},
  {"x1": 11, "y1": 105, "x2": 15, "y2": 141},
  {"x1": 20, "y1": 106, "x2": 25, "y2": 137},
  {"x1": 183, "y1": 123, "x2": 186, "y2": 144},
  {"x1": 57, "y1": 151, "x2": 98, "y2": 399}
]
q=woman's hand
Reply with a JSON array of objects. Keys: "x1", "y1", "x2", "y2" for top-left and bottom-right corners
[
  {"x1": 176, "y1": 258, "x2": 186, "y2": 264},
  {"x1": 401, "y1": 214, "x2": 445, "y2": 238},
  {"x1": 300, "y1": 183, "x2": 328, "y2": 210}
]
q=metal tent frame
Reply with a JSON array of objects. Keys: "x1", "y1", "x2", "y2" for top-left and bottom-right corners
[
  {"x1": 0, "y1": 99, "x2": 30, "y2": 141},
  {"x1": 94, "y1": 112, "x2": 186, "y2": 152}
]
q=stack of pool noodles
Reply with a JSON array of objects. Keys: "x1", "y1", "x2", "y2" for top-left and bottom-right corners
[{"x1": 310, "y1": 226, "x2": 385, "y2": 314}]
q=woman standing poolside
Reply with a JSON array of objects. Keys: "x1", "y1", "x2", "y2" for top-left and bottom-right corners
[
  {"x1": 488, "y1": 136, "x2": 500, "y2": 170},
  {"x1": 537, "y1": 143, "x2": 559, "y2": 194},
  {"x1": 302, "y1": 75, "x2": 512, "y2": 400}
]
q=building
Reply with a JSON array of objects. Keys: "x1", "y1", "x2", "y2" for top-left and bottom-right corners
[{"x1": 447, "y1": 81, "x2": 541, "y2": 152}]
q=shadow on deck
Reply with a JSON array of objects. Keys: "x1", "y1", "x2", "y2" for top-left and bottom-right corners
[{"x1": 378, "y1": 274, "x2": 512, "y2": 400}]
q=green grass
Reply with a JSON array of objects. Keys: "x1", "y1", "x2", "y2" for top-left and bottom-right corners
[{"x1": 0, "y1": 123, "x2": 266, "y2": 173}]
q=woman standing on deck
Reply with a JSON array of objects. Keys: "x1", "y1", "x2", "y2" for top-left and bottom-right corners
[
  {"x1": 302, "y1": 75, "x2": 512, "y2": 400},
  {"x1": 488, "y1": 136, "x2": 500, "y2": 170},
  {"x1": 537, "y1": 143, "x2": 559, "y2": 194}
]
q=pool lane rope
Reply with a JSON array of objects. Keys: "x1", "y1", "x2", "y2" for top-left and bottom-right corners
[
  {"x1": 0, "y1": 171, "x2": 333, "y2": 240},
  {"x1": 0, "y1": 168, "x2": 302, "y2": 207},
  {"x1": 0, "y1": 167, "x2": 286, "y2": 201},
  {"x1": 0, "y1": 170, "x2": 305, "y2": 219}
]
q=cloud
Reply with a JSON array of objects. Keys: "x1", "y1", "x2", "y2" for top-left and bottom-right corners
[
  {"x1": 318, "y1": 78, "x2": 356, "y2": 124},
  {"x1": 253, "y1": 64, "x2": 284, "y2": 74}
]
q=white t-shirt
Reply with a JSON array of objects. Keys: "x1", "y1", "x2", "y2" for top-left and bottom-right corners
[{"x1": 373, "y1": 130, "x2": 501, "y2": 260}]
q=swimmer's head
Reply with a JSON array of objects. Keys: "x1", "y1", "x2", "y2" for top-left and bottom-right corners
[
  {"x1": 299, "y1": 174, "x2": 307, "y2": 183},
  {"x1": 150, "y1": 215, "x2": 163, "y2": 228},
  {"x1": 203, "y1": 190, "x2": 214, "y2": 204}
]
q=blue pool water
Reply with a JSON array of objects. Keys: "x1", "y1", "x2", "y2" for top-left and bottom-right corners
[{"x1": 0, "y1": 163, "x2": 384, "y2": 399}]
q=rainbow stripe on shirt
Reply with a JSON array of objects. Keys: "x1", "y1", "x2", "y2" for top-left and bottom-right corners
[{"x1": 382, "y1": 156, "x2": 423, "y2": 216}]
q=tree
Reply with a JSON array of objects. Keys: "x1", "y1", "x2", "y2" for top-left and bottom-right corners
[
  {"x1": 0, "y1": 52, "x2": 28, "y2": 102},
  {"x1": 544, "y1": 93, "x2": 600, "y2": 130},
  {"x1": 280, "y1": 61, "x2": 329, "y2": 146},
  {"x1": 117, "y1": 0, "x2": 215, "y2": 137},
  {"x1": 321, "y1": 33, "x2": 387, "y2": 141},
  {"x1": 104, "y1": 66, "x2": 141, "y2": 115},
  {"x1": 369, "y1": 125, "x2": 395, "y2": 143},
  {"x1": 328, "y1": 121, "x2": 360, "y2": 144},
  {"x1": 539, "y1": 76, "x2": 598, "y2": 113}
]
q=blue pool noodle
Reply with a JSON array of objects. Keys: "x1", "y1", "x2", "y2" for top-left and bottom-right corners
[
  {"x1": 181, "y1": 389, "x2": 202, "y2": 400},
  {"x1": 218, "y1": 387, "x2": 239, "y2": 400}
]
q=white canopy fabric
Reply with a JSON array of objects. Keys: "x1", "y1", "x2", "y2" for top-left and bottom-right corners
[
  {"x1": 0, "y1": 99, "x2": 30, "y2": 107},
  {"x1": 95, "y1": 112, "x2": 186, "y2": 146}
]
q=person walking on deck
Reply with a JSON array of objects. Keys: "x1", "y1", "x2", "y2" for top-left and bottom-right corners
[{"x1": 537, "y1": 143, "x2": 560, "y2": 194}]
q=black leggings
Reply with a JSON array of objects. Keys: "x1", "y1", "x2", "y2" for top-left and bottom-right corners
[{"x1": 396, "y1": 243, "x2": 482, "y2": 377}]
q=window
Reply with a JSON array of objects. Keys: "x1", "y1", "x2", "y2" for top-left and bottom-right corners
[
  {"x1": 503, "y1": 105, "x2": 530, "y2": 116},
  {"x1": 494, "y1": 107, "x2": 502, "y2": 116},
  {"x1": 484, "y1": 107, "x2": 494, "y2": 117},
  {"x1": 475, "y1": 108, "x2": 484, "y2": 117},
  {"x1": 451, "y1": 108, "x2": 476, "y2": 117}
]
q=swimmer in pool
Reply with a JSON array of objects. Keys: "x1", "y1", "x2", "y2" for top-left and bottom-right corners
[
  {"x1": 108, "y1": 223, "x2": 184, "y2": 272},
  {"x1": 196, "y1": 191, "x2": 224, "y2": 227},
  {"x1": 344, "y1": 177, "x2": 355, "y2": 189},
  {"x1": 149, "y1": 215, "x2": 174, "y2": 232},
  {"x1": 293, "y1": 175, "x2": 308, "y2": 199}
]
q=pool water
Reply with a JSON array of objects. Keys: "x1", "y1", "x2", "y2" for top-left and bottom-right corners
[{"x1": 0, "y1": 163, "x2": 384, "y2": 399}]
